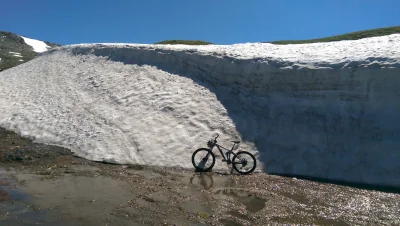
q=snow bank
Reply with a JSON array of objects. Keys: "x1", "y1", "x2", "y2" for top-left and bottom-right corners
[
  {"x1": 1, "y1": 34, "x2": 400, "y2": 187},
  {"x1": 21, "y1": 36, "x2": 50, "y2": 53}
]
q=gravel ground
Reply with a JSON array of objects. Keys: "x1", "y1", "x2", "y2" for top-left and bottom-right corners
[{"x1": 1, "y1": 127, "x2": 400, "y2": 226}]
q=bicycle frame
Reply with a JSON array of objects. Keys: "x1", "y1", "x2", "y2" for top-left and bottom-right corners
[{"x1": 210, "y1": 143, "x2": 238, "y2": 161}]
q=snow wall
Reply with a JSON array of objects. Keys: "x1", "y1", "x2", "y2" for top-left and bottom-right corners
[{"x1": 1, "y1": 35, "x2": 400, "y2": 187}]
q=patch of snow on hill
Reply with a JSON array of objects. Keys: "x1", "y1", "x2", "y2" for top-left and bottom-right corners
[
  {"x1": 9, "y1": 52, "x2": 23, "y2": 58},
  {"x1": 21, "y1": 36, "x2": 50, "y2": 53}
]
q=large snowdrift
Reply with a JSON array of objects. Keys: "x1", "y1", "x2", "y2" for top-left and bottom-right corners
[{"x1": 0, "y1": 34, "x2": 400, "y2": 187}]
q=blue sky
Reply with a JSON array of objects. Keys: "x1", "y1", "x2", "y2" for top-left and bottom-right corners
[{"x1": 1, "y1": 0, "x2": 399, "y2": 45}]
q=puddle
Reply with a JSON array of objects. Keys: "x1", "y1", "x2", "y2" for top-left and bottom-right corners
[
  {"x1": 0, "y1": 175, "x2": 71, "y2": 226},
  {"x1": 0, "y1": 169, "x2": 133, "y2": 226},
  {"x1": 188, "y1": 173, "x2": 266, "y2": 213},
  {"x1": 188, "y1": 173, "x2": 215, "y2": 190},
  {"x1": 188, "y1": 172, "x2": 236, "y2": 190},
  {"x1": 222, "y1": 189, "x2": 266, "y2": 213}
]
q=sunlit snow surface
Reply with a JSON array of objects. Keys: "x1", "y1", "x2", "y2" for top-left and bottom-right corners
[
  {"x1": 0, "y1": 52, "x2": 239, "y2": 170},
  {"x1": 77, "y1": 34, "x2": 400, "y2": 66},
  {"x1": 0, "y1": 35, "x2": 400, "y2": 185},
  {"x1": 21, "y1": 36, "x2": 50, "y2": 53}
]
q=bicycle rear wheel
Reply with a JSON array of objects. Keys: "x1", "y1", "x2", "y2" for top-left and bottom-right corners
[
  {"x1": 232, "y1": 151, "x2": 256, "y2": 175},
  {"x1": 192, "y1": 148, "x2": 215, "y2": 172}
]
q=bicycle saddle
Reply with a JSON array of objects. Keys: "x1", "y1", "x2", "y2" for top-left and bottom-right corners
[{"x1": 231, "y1": 140, "x2": 240, "y2": 144}]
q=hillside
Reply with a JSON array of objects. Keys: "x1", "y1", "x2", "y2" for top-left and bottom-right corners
[
  {"x1": 154, "y1": 26, "x2": 400, "y2": 46},
  {"x1": 268, "y1": 25, "x2": 400, "y2": 44},
  {"x1": 0, "y1": 31, "x2": 60, "y2": 70}
]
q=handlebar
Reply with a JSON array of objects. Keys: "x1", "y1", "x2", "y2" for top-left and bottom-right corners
[{"x1": 214, "y1": 134, "x2": 219, "y2": 142}]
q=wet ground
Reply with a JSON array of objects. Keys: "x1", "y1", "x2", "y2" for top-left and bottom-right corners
[{"x1": 1, "y1": 127, "x2": 400, "y2": 225}]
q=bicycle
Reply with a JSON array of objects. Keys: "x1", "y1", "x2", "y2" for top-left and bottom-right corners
[{"x1": 191, "y1": 134, "x2": 257, "y2": 174}]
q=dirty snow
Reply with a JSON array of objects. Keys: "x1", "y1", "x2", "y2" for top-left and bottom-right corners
[
  {"x1": 21, "y1": 36, "x2": 50, "y2": 53},
  {"x1": 0, "y1": 34, "x2": 400, "y2": 186}
]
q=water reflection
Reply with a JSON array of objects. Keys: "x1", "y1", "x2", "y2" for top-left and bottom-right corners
[
  {"x1": 189, "y1": 173, "x2": 266, "y2": 213},
  {"x1": 0, "y1": 175, "x2": 71, "y2": 226}
]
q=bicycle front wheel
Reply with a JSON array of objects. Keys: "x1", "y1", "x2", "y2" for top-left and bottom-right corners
[
  {"x1": 192, "y1": 148, "x2": 215, "y2": 172},
  {"x1": 232, "y1": 151, "x2": 257, "y2": 175}
]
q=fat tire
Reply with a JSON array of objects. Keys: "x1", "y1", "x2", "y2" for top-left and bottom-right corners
[
  {"x1": 232, "y1": 151, "x2": 257, "y2": 175},
  {"x1": 192, "y1": 148, "x2": 215, "y2": 172}
]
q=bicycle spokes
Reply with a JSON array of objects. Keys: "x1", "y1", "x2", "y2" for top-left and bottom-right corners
[
  {"x1": 193, "y1": 149, "x2": 214, "y2": 171},
  {"x1": 239, "y1": 158, "x2": 248, "y2": 167},
  {"x1": 232, "y1": 152, "x2": 255, "y2": 173}
]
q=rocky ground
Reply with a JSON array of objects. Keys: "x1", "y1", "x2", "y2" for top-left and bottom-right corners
[{"x1": 1, "y1": 127, "x2": 400, "y2": 226}]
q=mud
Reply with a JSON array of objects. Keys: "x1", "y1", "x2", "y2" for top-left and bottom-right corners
[{"x1": 1, "y1": 127, "x2": 400, "y2": 225}]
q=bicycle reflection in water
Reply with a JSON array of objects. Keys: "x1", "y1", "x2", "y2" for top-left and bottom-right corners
[{"x1": 189, "y1": 173, "x2": 266, "y2": 213}]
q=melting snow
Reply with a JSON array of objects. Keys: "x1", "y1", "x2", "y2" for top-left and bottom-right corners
[
  {"x1": 72, "y1": 34, "x2": 400, "y2": 66},
  {"x1": 21, "y1": 36, "x2": 50, "y2": 53},
  {"x1": 0, "y1": 34, "x2": 400, "y2": 186}
]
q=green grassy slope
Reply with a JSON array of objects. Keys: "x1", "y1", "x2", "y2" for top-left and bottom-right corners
[
  {"x1": 268, "y1": 25, "x2": 400, "y2": 45},
  {"x1": 155, "y1": 26, "x2": 399, "y2": 46}
]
